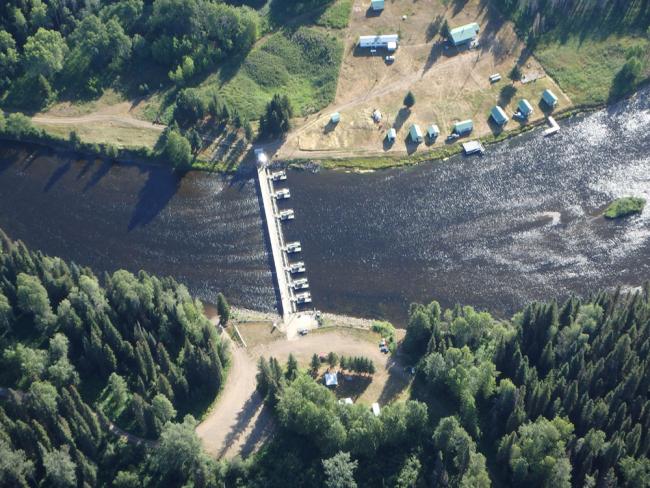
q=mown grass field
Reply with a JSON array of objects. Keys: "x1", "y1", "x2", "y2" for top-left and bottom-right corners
[
  {"x1": 535, "y1": 35, "x2": 650, "y2": 105},
  {"x1": 31, "y1": 121, "x2": 162, "y2": 150}
]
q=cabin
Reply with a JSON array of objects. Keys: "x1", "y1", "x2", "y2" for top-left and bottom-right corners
[
  {"x1": 448, "y1": 22, "x2": 480, "y2": 47},
  {"x1": 330, "y1": 112, "x2": 341, "y2": 124},
  {"x1": 427, "y1": 124, "x2": 440, "y2": 140},
  {"x1": 518, "y1": 99, "x2": 534, "y2": 118},
  {"x1": 490, "y1": 106, "x2": 509, "y2": 126},
  {"x1": 324, "y1": 372, "x2": 338, "y2": 387},
  {"x1": 453, "y1": 119, "x2": 473, "y2": 136},
  {"x1": 409, "y1": 124, "x2": 424, "y2": 143},
  {"x1": 542, "y1": 89, "x2": 558, "y2": 108},
  {"x1": 358, "y1": 34, "x2": 399, "y2": 51},
  {"x1": 370, "y1": 0, "x2": 384, "y2": 11},
  {"x1": 386, "y1": 128, "x2": 396, "y2": 142}
]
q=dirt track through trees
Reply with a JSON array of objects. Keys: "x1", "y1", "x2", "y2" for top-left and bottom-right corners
[{"x1": 196, "y1": 329, "x2": 410, "y2": 459}]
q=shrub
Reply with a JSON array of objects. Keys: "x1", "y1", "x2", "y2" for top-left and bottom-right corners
[
  {"x1": 404, "y1": 91, "x2": 415, "y2": 108},
  {"x1": 4, "y1": 113, "x2": 40, "y2": 139},
  {"x1": 603, "y1": 197, "x2": 646, "y2": 219}
]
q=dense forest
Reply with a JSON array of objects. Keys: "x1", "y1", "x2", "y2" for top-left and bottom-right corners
[
  {"x1": 226, "y1": 288, "x2": 649, "y2": 487},
  {"x1": 0, "y1": 236, "x2": 648, "y2": 487},
  {"x1": 0, "y1": 229, "x2": 229, "y2": 486},
  {"x1": 493, "y1": 0, "x2": 650, "y2": 37},
  {"x1": 0, "y1": 0, "x2": 260, "y2": 110}
]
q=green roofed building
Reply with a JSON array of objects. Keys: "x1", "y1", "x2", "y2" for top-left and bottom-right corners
[
  {"x1": 448, "y1": 22, "x2": 480, "y2": 46},
  {"x1": 518, "y1": 99, "x2": 534, "y2": 118},
  {"x1": 542, "y1": 89, "x2": 558, "y2": 108},
  {"x1": 490, "y1": 106, "x2": 509, "y2": 126},
  {"x1": 453, "y1": 119, "x2": 473, "y2": 135},
  {"x1": 409, "y1": 124, "x2": 423, "y2": 143}
]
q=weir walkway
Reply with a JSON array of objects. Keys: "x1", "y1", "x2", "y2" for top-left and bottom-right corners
[
  {"x1": 257, "y1": 163, "x2": 294, "y2": 320},
  {"x1": 255, "y1": 151, "x2": 319, "y2": 337}
]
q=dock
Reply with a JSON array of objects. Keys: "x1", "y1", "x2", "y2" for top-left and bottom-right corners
[
  {"x1": 256, "y1": 157, "x2": 295, "y2": 320},
  {"x1": 462, "y1": 140, "x2": 485, "y2": 155},
  {"x1": 544, "y1": 116, "x2": 560, "y2": 136}
]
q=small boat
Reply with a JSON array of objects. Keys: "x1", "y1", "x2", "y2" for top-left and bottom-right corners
[
  {"x1": 274, "y1": 188, "x2": 291, "y2": 200},
  {"x1": 291, "y1": 278, "x2": 309, "y2": 290},
  {"x1": 271, "y1": 171, "x2": 287, "y2": 181},
  {"x1": 285, "y1": 241, "x2": 302, "y2": 253},
  {"x1": 295, "y1": 292, "x2": 312, "y2": 304},
  {"x1": 278, "y1": 209, "x2": 294, "y2": 221},
  {"x1": 288, "y1": 262, "x2": 306, "y2": 274}
]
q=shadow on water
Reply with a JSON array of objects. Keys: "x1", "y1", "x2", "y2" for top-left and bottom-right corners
[
  {"x1": 254, "y1": 171, "x2": 283, "y2": 315},
  {"x1": 127, "y1": 167, "x2": 181, "y2": 231},
  {"x1": 83, "y1": 160, "x2": 114, "y2": 192},
  {"x1": 44, "y1": 160, "x2": 72, "y2": 192}
]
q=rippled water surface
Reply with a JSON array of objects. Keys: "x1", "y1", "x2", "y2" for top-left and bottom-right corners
[
  {"x1": 0, "y1": 148, "x2": 276, "y2": 311},
  {"x1": 0, "y1": 91, "x2": 648, "y2": 323}
]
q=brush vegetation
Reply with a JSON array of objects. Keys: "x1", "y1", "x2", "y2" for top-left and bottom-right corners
[{"x1": 604, "y1": 196, "x2": 646, "y2": 219}]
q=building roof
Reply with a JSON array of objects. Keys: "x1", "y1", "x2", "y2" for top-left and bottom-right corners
[
  {"x1": 324, "y1": 372, "x2": 338, "y2": 386},
  {"x1": 359, "y1": 34, "x2": 399, "y2": 44},
  {"x1": 449, "y1": 22, "x2": 480, "y2": 45},
  {"x1": 331, "y1": 112, "x2": 340, "y2": 123},
  {"x1": 518, "y1": 99, "x2": 533, "y2": 115},
  {"x1": 542, "y1": 89, "x2": 558, "y2": 106},
  {"x1": 427, "y1": 124, "x2": 440, "y2": 137},
  {"x1": 371, "y1": 0, "x2": 384, "y2": 8},
  {"x1": 454, "y1": 119, "x2": 474, "y2": 134},
  {"x1": 490, "y1": 106, "x2": 509, "y2": 125},
  {"x1": 387, "y1": 128, "x2": 396, "y2": 140},
  {"x1": 409, "y1": 124, "x2": 423, "y2": 141}
]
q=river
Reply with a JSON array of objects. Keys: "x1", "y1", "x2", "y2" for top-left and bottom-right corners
[{"x1": 0, "y1": 91, "x2": 648, "y2": 324}]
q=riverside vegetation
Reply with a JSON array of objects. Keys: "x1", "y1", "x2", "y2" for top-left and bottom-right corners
[
  {"x1": 0, "y1": 237, "x2": 648, "y2": 486},
  {"x1": 604, "y1": 197, "x2": 646, "y2": 220},
  {"x1": 0, "y1": 229, "x2": 229, "y2": 487}
]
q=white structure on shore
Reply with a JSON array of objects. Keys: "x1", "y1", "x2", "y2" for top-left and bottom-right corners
[{"x1": 358, "y1": 34, "x2": 398, "y2": 51}]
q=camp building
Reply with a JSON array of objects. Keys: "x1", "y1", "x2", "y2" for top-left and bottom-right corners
[
  {"x1": 453, "y1": 119, "x2": 473, "y2": 135},
  {"x1": 518, "y1": 99, "x2": 534, "y2": 118},
  {"x1": 371, "y1": 0, "x2": 384, "y2": 11},
  {"x1": 358, "y1": 34, "x2": 398, "y2": 51},
  {"x1": 542, "y1": 89, "x2": 558, "y2": 108},
  {"x1": 409, "y1": 124, "x2": 424, "y2": 143},
  {"x1": 448, "y1": 22, "x2": 480, "y2": 47},
  {"x1": 490, "y1": 106, "x2": 509, "y2": 126}
]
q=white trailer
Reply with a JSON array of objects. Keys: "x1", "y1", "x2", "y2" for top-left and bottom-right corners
[{"x1": 358, "y1": 34, "x2": 399, "y2": 51}]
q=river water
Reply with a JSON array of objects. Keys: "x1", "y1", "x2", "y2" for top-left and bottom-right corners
[{"x1": 0, "y1": 91, "x2": 648, "y2": 324}]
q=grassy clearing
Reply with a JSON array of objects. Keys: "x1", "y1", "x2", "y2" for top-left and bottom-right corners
[
  {"x1": 604, "y1": 197, "x2": 646, "y2": 219},
  {"x1": 188, "y1": 27, "x2": 343, "y2": 122},
  {"x1": 535, "y1": 35, "x2": 650, "y2": 105},
  {"x1": 315, "y1": 0, "x2": 353, "y2": 29},
  {"x1": 236, "y1": 322, "x2": 284, "y2": 348},
  {"x1": 31, "y1": 121, "x2": 162, "y2": 150}
]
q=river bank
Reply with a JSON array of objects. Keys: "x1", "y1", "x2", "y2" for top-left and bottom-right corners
[{"x1": 1, "y1": 89, "x2": 648, "y2": 325}]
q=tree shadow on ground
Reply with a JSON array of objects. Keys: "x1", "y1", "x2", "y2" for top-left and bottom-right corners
[
  {"x1": 239, "y1": 404, "x2": 275, "y2": 458},
  {"x1": 127, "y1": 166, "x2": 181, "y2": 231},
  {"x1": 393, "y1": 107, "x2": 411, "y2": 131},
  {"x1": 452, "y1": 0, "x2": 471, "y2": 16},
  {"x1": 43, "y1": 160, "x2": 72, "y2": 192},
  {"x1": 218, "y1": 391, "x2": 265, "y2": 458},
  {"x1": 423, "y1": 41, "x2": 444, "y2": 75},
  {"x1": 378, "y1": 356, "x2": 411, "y2": 405},
  {"x1": 499, "y1": 84, "x2": 517, "y2": 107},
  {"x1": 334, "y1": 373, "x2": 372, "y2": 401}
]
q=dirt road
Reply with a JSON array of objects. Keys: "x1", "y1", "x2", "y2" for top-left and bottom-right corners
[
  {"x1": 32, "y1": 113, "x2": 163, "y2": 132},
  {"x1": 196, "y1": 328, "x2": 410, "y2": 459}
]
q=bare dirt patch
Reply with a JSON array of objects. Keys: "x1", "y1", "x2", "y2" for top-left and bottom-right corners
[{"x1": 277, "y1": 0, "x2": 571, "y2": 160}]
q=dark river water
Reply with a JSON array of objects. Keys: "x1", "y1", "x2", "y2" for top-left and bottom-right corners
[{"x1": 1, "y1": 91, "x2": 648, "y2": 324}]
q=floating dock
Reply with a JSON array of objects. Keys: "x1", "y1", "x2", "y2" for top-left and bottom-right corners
[
  {"x1": 462, "y1": 140, "x2": 485, "y2": 155},
  {"x1": 544, "y1": 116, "x2": 560, "y2": 136},
  {"x1": 256, "y1": 159, "x2": 295, "y2": 319}
]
